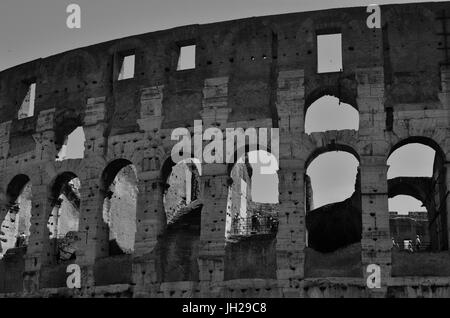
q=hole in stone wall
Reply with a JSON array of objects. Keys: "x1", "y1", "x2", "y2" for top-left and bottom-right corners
[
  {"x1": 18, "y1": 82, "x2": 36, "y2": 119},
  {"x1": 0, "y1": 175, "x2": 32, "y2": 259},
  {"x1": 305, "y1": 150, "x2": 361, "y2": 253},
  {"x1": 163, "y1": 158, "x2": 201, "y2": 224},
  {"x1": 387, "y1": 141, "x2": 447, "y2": 252},
  {"x1": 305, "y1": 96, "x2": 359, "y2": 134},
  {"x1": 102, "y1": 160, "x2": 138, "y2": 256},
  {"x1": 47, "y1": 172, "x2": 80, "y2": 263},
  {"x1": 223, "y1": 150, "x2": 279, "y2": 281},
  {"x1": 306, "y1": 151, "x2": 359, "y2": 209},
  {"x1": 390, "y1": 196, "x2": 429, "y2": 251},
  {"x1": 156, "y1": 158, "x2": 202, "y2": 283},
  {"x1": 177, "y1": 45, "x2": 196, "y2": 71},
  {"x1": 226, "y1": 151, "x2": 279, "y2": 239},
  {"x1": 56, "y1": 126, "x2": 85, "y2": 161},
  {"x1": 388, "y1": 143, "x2": 435, "y2": 179},
  {"x1": 317, "y1": 33, "x2": 343, "y2": 73},
  {"x1": 117, "y1": 54, "x2": 135, "y2": 80}
]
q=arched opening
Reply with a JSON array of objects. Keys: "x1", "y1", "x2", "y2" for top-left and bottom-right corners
[
  {"x1": 0, "y1": 175, "x2": 32, "y2": 258},
  {"x1": 226, "y1": 150, "x2": 279, "y2": 239},
  {"x1": 101, "y1": 159, "x2": 138, "y2": 256},
  {"x1": 47, "y1": 172, "x2": 80, "y2": 263},
  {"x1": 389, "y1": 195, "x2": 430, "y2": 251},
  {"x1": 304, "y1": 147, "x2": 362, "y2": 277},
  {"x1": 388, "y1": 138, "x2": 450, "y2": 276},
  {"x1": 305, "y1": 95, "x2": 359, "y2": 134},
  {"x1": 156, "y1": 157, "x2": 202, "y2": 282},
  {"x1": 224, "y1": 150, "x2": 279, "y2": 280},
  {"x1": 388, "y1": 143, "x2": 436, "y2": 179},
  {"x1": 162, "y1": 158, "x2": 201, "y2": 224},
  {"x1": 56, "y1": 126, "x2": 85, "y2": 161},
  {"x1": 387, "y1": 141, "x2": 448, "y2": 252}
]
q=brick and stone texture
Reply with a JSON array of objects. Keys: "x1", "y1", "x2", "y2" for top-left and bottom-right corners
[{"x1": 0, "y1": 2, "x2": 450, "y2": 297}]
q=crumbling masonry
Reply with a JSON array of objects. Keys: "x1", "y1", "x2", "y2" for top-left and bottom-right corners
[{"x1": 1, "y1": 2, "x2": 450, "y2": 297}]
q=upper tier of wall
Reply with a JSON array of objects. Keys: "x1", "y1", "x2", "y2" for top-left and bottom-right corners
[{"x1": 0, "y1": 2, "x2": 447, "y2": 141}]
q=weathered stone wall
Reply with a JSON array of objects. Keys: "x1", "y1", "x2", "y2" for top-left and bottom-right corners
[{"x1": 0, "y1": 2, "x2": 449, "y2": 298}]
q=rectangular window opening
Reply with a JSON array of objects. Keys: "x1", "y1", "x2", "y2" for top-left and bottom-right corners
[
  {"x1": 317, "y1": 33, "x2": 343, "y2": 73},
  {"x1": 18, "y1": 82, "x2": 36, "y2": 119},
  {"x1": 177, "y1": 45, "x2": 196, "y2": 71},
  {"x1": 117, "y1": 54, "x2": 135, "y2": 80}
]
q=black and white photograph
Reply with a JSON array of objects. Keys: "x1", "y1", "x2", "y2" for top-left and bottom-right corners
[{"x1": 0, "y1": 0, "x2": 449, "y2": 303}]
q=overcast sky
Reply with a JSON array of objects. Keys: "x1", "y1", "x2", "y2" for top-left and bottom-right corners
[{"x1": 1, "y1": 0, "x2": 441, "y2": 214}]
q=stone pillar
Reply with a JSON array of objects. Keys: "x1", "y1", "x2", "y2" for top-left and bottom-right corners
[
  {"x1": 360, "y1": 156, "x2": 390, "y2": 295},
  {"x1": 75, "y1": 176, "x2": 107, "y2": 286},
  {"x1": 200, "y1": 77, "x2": 231, "y2": 127},
  {"x1": 16, "y1": 109, "x2": 53, "y2": 292},
  {"x1": 356, "y1": 67, "x2": 386, "y2": 136},
  {"x1": 441, "y1": 65, "x2": 450, "y2": 250},
  {"x1": 23, "y1": 183, "x2": 52, "y2": 292},
  {"x1": 132, "y1": 173, "x2": 165, "y2": 297},
  {"x1": 276, "y1": 70, "x2": 304, "y2": 134},
  {"x1": 274, "y1": 70, "x2": 305, "y2": 296},
  {"x1": 132, "y1": 86, "x2": 167, "y2": 296},
  {"x1": 198, "y1": 164, "x2": 228, "y2": 286},
  {"x1": 22, "y1": 109, "x2": 58, "y2": 291},
  {"x1": 137, "y1": 85, "x2": 165, "y2": 132},
  {"x1": 0, "y1": 121, "x2": 11, "y2": 210},
  {"x1": 134, "y1": 173, "x2": 165, "y2": 257},
  {"x1": 356, "y1": 67, "x2": 390, "y2": 296},
  {"x1": 33, "y1": 108, "x2": 57, "y2": 162},
  {"x1": 276, "y1": 160, "x2": 305, "y2": 296},
  {"x1": 439, "y1": 65, "x2": 450, "y2": 109},
  {"x1": 446, "y1": 162, "x2": 450, "y2": 250},
  {"x1": 134, "y1": 85, "x2": 167, "y2": 256},
  {"x1": 74, "y1": 97, "x2": 108, "y2": 286},
  {"x1": 83, "y1": 97, "x2": 108, "y2": 159}
]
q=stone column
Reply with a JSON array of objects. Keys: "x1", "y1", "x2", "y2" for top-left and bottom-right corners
[
  {"x1": 445, "y1": 162, "x2": 450, "y2": 250},
  {"x1": 23, "y1": 183, "x2": 53, "y2": 292},
  {"x1": 356, "y1": 67, "x2": 390, "y2": 296},
  {"x1": 276, "y1": 70, "x2": 304, "y2": 134},
  {"x1": 439, "y1": 65, "x2": 450, "y2": 110},
  {"x1": 132, "y1": 85, "x2": 166, "y2": 296},
  {"x1": 134, "y1": 85, "x2": 166, "y2": 257},
  {"x1": 360, "y1": 156, "x2": 391, "y2": 295},
  {"x1": 276, "y1": 160, "x2": 305, "y2": 296},
  {"x1": 75, "y1": 176, "x2": 107, "y2": 286},
  {"x1": 274, "y1": 70, "x2": 305, "y2": 296},
  {"x1": 0, "y1": 121, "x2": 11, "y2": 212},
  {"x1": 134, "y1": 174, "x2": 165, "y2": 257},
  {"x1": 132, "y1": 173, "x2": 165, "y2": 297},
  {"x1": 441, "y1": 66, "x2": 450, "y2": 249},
  {"x1": 198, "y1": 164, "x2": 229, "y2": 287},
  {"x1": 22, "y1": 109, "x2": 57, "y2": 291},
  {"x1": 200, "y1": 77, "x2": 231, "y2": 127},
  {"x1": 74, "y1": 97, "x2": 108, "y2": 286}
]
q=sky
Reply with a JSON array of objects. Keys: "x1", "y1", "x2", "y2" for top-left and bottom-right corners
[
  {"x1": 1, "y1": 0, "x2": 442, "y2": 215},
  {"x1": 0, "y1": 0, "x2": 447, "y2": 71},
  {"x1": 305, "y1": 98, "x2": 433, "y2": 214}
]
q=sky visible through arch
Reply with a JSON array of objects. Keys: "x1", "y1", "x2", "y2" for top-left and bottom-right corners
[{"x1": 1, "y1": 0, "x2": 443, "y2": 214}]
